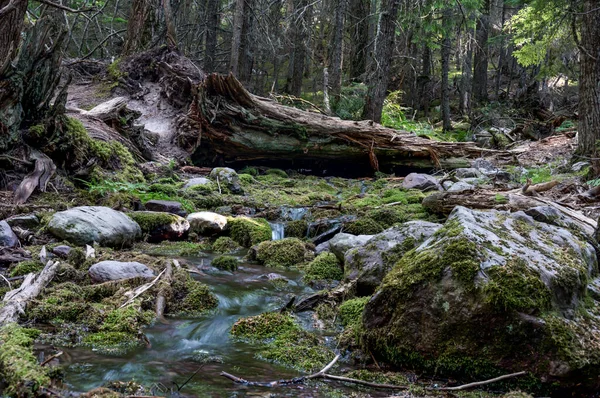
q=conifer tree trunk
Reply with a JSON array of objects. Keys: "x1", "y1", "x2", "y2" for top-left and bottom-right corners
[
  {"x1": 329, "y1": 0, "x2": 347, "y2": 101},
  {"x1": 577, "y1": 0, "x2": 600, "y2": 174},
  {"x1": 122, "y1": 0, "x2": 158, "y2": 56},
  {"x1": 441, "y1": 6, "x2": 452, "y2": 132},
  {"x1": 348, "y1": 0, "x2": 369, "y2": 82},
  {"x1": 472, "y1": 0, "x2": 489, "y2": 103},
  {"x1": 362, "y1": 0, "x2": 400, "y2": 122},
  {"x1": 204, "y1": 0, "x2": 219, "y2": 71},
  {"x1": 285, "y1": 0, "x2": 311, "y2": 96}
]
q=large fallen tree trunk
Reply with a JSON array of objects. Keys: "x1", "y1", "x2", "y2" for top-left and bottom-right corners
[{"x1": 179, "y1": 73, "x2": 510, "y2": 175}]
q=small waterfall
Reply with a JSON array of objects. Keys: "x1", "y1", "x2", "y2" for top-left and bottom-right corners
[
  {"x1": 282, "y1": 207, "x2": 309, "y2": 221},
  {"x1": 269, "y1": 222, "x2": 285, "y2": 240}
]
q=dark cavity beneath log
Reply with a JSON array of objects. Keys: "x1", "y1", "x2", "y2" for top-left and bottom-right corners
[{"x1": 180, "y1": 73, "x2": 510, "y2": 176}]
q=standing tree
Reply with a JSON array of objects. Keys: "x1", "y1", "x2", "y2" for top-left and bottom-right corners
[
  {"x1": 362, "y1": 0, "x2": 401, "y2": 122},
  {"x1": 328, "y1": 0, "x2": 347, "y2": 103}
]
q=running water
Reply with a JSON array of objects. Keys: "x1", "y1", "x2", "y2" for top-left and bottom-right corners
[
  {"x1": 57, "y1": 259, "x2": 332, "y2": 396},
  {"x1": 269, "y1": 222, "x2": 285, "y2": 240}
]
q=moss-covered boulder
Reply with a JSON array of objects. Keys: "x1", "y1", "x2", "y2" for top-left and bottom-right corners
[
  {"x1": 343, "y1": 217, "x2": 384, "y2": 235},
  {"x1": 345, "y1": 220, "x2": 442, "y2": 295},
  {"x1": 284, "y1": 220, "x2": 308, "y2": 238},
  {"x1": 303, "y1": 252, "x2": 343, "y2": 284},
  {"x1": 212, "y1": 236, "x2": 241, "y2": 253},
  {"x1": 129, "y1": 211, "x2": 189, "y2": 242},
  {"x1": 168, "y1": 269, "x2": 218, "y2": 316},
  {"x1": 256, "y1": 238, "x2": 311, "y2": 267},
  {"x1": 210, "y1": 167, "x2": 243, "y2": 194},
  {"x1": 227, "y1": 216, "x2": 271, "y2": 247},
  {"x1": 363, "y1": 206, "x2": 600, "y2": 392},
  {"x1": 212, "y1": 255, "x2": 239, "y2": 271},
  {"x1": 231, "y1": 312, "x2": 335, "y2": 371}
]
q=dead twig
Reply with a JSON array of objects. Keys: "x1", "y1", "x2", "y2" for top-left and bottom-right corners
[{"x1": 41, "y1": 351, "x2": 63, "y2": 366}]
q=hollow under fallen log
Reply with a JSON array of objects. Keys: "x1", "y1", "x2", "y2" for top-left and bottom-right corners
[{"x1": 181, "y1": 73, "x2": 510, "y2": 176}]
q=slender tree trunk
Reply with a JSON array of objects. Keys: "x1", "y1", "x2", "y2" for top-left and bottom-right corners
[
  {"x1": 362, "y1": 0, "x2": 400, "y2": 122},
  {"x1": 348, "y1": 0, "x2": 369, "y2": 81},
  {"x1": 230, "y1": 0, "x2": 244, "y2": 75},
  {"x1": 441, "y1": 6, "x2": 452, "y2": 132},
  {"x1": 577, "y1": 0, "x2": 600, "y2": 174},
  {"x1": 285, "y1": 0, "x2": 311, "y2": 96},
  {"x1": 238, "y1": 0, "x2": 254, "y2": 87},
  {"x1": 460, "y1": 23, "x2": 474, "y2": 115},
  {"x1": 162, "y1": 0, "x2": 178, "y2": 48},
  {"x1": 472, "y1": 0, "x2": 489, "y2": 103},
  {"x1": 329, "y1": 0, "x2": 347, "y2": 102},
  {"x1": 204, "y1": 0, "x2": 219, "y2": 72}
]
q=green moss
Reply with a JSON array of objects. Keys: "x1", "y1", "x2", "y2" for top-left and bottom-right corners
[
  {"x1": 28, "y1": 124, "x2": 45, "y2": 137},
  {"x1": 0, "y1": 324, "x2": 50, "y2": 396},
  {"x1": 231, "y1": 312, "x2": 300, "y2": 340},
  {"x1": 228, "y1": 216, "x2": 272, "y2": 247},
  {"x1": 129, "y1": 212, "x2": 179, "y2": 234},
  {"x1": 483, "y1": 258, "x2": 551, "y2": 313},
  {"x1": 82, "y1": 331, "x2": 140, "y2": 355},
  {"x1": 148, "y1": 183, "x2": 178, "y2": 196},
  {"x1": 256, "y1": 238, "x2": 307, "y2": 267},
  {"x1": 107, "y1": 57, "x2": 126, "y2": 80},
  {"x1": 100, "y1": 306, "x2": 155, "y2": 335},
  {"x1": 135, "y1": 241, "x2": 205, "y2": 256},
  {"x1": 259, "y1": 329, "x2": 335, "y2": 372},
  {"x1": 343, "y1": 217, "x2": 384, "y2": 235},
  {"x1": 9, "y1": 260, "x2": 44, "y2": 277},
  {"x1": 212, "y1": 255, "x2": 239, "y2": 271},
  {"x1": 342, "y1": 369, "x2": 408, "y2": 386},
  {"x1": 338, "y1": 297, "x2": 370, "y2": 326},
  {"x1": 212, "y1": 236, "x2": 241, "y2": 254},
  {"x1": 239, "y1": 166, "x2": 258, "y2": 176},
  {"x1": 265, "y1": 168, "x2": 288, "y2": 178},
  {"x1": 303, "y1": 252, "x2": 343, "y2": 282},
  {"x1": 284, "y1": 220, "x2": 308, "y2": 238},
  {"x1": 238, "y1": 174, "x2": 255, "y2": 185},
  {"x1": 169, "y1": 269, "x2": 218, "y2": 316}
]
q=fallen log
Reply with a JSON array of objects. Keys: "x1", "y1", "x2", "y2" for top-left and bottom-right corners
[
  {"x1": 0, "y1": 260, "x2": 59, "y2": 325},
  {"x1": 181, "y1": 73, "x2": 511, "y2": 175}
]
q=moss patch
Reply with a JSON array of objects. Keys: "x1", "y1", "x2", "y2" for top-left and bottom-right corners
[
  {"x1": 339, "y1": 296, "x2": 370, "y2": 326},
  {"x1": 231, "y1": 312, "x2": 300, "y2": 340},
  {"x1": 303, "y1": 252, "x2": 343, "y2": 283},
  {"x1": 228, "y1": 216, "x2": 272, "y2": 247},
  {"x1": 0, "y1": 324, "x2": 50, "y2": 396},
  {"x1": 284, "y1": 220, "x2": 308, "y2": 238},
  {"x1": 212, "y1": 236, "x2": 241, "y2": 254},
  {"x1": 9, "y1": 260, "x2": 44, "y2": 277},
  {"x1": 168, "y1": 269, "x2": 218, "y2": 316},
  {"x1": 212, "y1": 255, "x2": 239, "y2": 271},
  {"x1": 343, "y1": 217, "x2": 384, "y2": 235},
  {"x1": 256, "y1": 238, "x2": 308, "y2": 268},
  {"x1": 129, "y1": 212, "x2": 180, "y2": 233}
]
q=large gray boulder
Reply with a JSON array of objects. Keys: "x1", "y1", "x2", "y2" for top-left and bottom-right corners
[
  {"x1": 210, "y1": 167, "x2": 243, "y2": 194},
  {"x1": 48, "y1": 206, "x2": 141, "y2": 247},
  {"x1": 187, "y1": 212, "x2": 228, "y2": 235},
  {"x1": 0, "y1": 221, "x2": 19, "y2": 248},
  {"x1": 363, "y1": 206, "x2": 600, "y2": 390},
  {"x1": 324, "y1": 233, "x2": 372, "y2": 262},
  {"x1": 345, "y1": 221, "x2": 442, "y2": 295},
  {"x1": 89, "y1": 260, "x2": 155, "y2": 283},
  {"x1": 402, "y1": 173, "x2": 442, "y2": 192}
]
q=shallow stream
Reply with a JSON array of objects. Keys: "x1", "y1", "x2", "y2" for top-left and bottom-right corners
[{"x1": 56, "y1": 256, "x2": 343, "y2": 397}]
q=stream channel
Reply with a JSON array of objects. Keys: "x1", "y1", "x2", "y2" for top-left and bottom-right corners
[{"x1": 56, "y1": 250, "x2": 357, "y2": 397}]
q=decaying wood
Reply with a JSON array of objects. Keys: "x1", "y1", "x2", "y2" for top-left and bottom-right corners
[
  {"x1": 183, "y1": 73, "x2": 510, "y2": 172},
  {"x1": 13, "y1": 150, "x2": 57, "y2": 205},
  {"x1": 155, "y1": 262, "x2": 173, "y2": 320},
  {"x1": 422, "y1": 191, "x2": 597, "y2": 236},
  {"x1": 522, "y1": 180, "x2": 559, "y2": 196},
  {"x1": 0, "y1": 260, "x2": 59, "y2": 325},
  {"x1": 119, "y1": 268, "x2": 166, "y2": 308}
]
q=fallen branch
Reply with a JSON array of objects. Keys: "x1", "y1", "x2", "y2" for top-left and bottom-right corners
[
  {"x1": 432, "y1": 371, "x2": 527, "y2": 391},
  {"x1": 13, "y1": 150, "x2": 57, "y2": 205},
  {"x1": 41, "y1": 351, "x2": 63, "y2": 366},
  {"x1": 155, "y1": 262, "x2": 173, "y2": 320},
  {"x1": 0, "y1": 260, "x2": 59, "y2": 325},
  {"x1": 119, "y1": 268, "x2": 166, "y2": 308}
]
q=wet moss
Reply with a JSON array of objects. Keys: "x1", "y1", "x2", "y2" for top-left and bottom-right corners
[
  {"x1": 256, "y1": 238, "x2": 308, "y2": 267},
  {"x1": 343, "y1": 217, "x2": 384, "y2": 235},
  {"x1": 259, "y1": 329, "x2": 335, "y2": 371},
  {"x1": 169, "y1": 269, "x2": 218, "y2": 316},
  {"x1": 228, "y1": 216, "x2": 272, "y2": 247},
  {"x1": 483, "y1": 258, "x2": 551, "y2": 313},
  {"x1": 211, "y1": 236, "x2": 241, "y2": 254},
  {"x1": 212, "y1": 255, "x2": 239, "y2": 271},
  {"x1": 82, "y1": 331, "x2": 140, "y2": 355},
  {"x1": 0, "y1": 324, "x2": 50, "y2": 396},
  {"x1": 265, "y1": 168, "x2": 288, "y2": 178},
  {"x1": 284, "y1": 220, "x2": 308, "y2": 238},
  {"x1": 9, "y1": 260, "x2": 44, "y2": 277},
  {"x1": 303, "y1": 252, "x2": 343, "y2": 283},
  {"x1": 129, "y1": 212, "x2": 180, "y2": 234},
  {"x1": 231, "y1": 312, "x2": 300, "y2": 340},
  {"x1": 342, "y1": 369, "x2": 409, "y2": 386},
  {"x1": 339, "y1": 296, "x2": 370, "y2": 326}
]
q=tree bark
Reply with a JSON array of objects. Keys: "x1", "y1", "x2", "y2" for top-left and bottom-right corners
[
  {"x1": 441, "y1": 6, "x2": 452, "y2": 132},
  {"x1": 121, "y1": 0, "x2": 157, "y2": 56},
  {"x1": 472, "y1": 0, "x2": 489, "y2": 103},
  {"x1": 204, "y1": 0, "x2": 219, "y2": 72},
  {"x1": 347, "y1": 0, "x2": 369, "y2": 82},
  {"x1": 460, "y1": 22, "x2": 474, "y2": 115},
  {"x1": 362, "y1": 0, "x2": 401, "y2": 122},
  {"x1": 576, "y1": 0, "x2": 600, "y2": 175},
  {"x1": 285, "y1": 0, "x2": 311, "y2": 96},
  {"x1": 0, "y1": 0, "x2": 27, "y2": 77},
  {"x1": 230, "y1": 0, "x2": 244, "y2": 76},
  {"x1": 329, "y1": 0, "x2": 347, "y2": 101}
]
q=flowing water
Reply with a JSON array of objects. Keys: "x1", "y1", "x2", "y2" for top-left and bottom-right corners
[{"x1": 56, "y1": 256, "x2": 346, "y2": 397}]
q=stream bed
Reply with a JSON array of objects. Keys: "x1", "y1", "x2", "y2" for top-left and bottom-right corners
[{"x1": 55, "y1": 257, "x2": 351, "y2": 397}]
